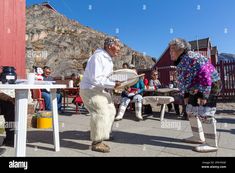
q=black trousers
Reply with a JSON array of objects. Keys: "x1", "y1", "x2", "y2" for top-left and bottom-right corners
[
  {"x1": 188, "y1": 93, "x2": 218, "y2": 107},
  {"x1": 0, "y1": 100, "x2": 15, "y2": 141},
  {"x1": 167, "y1": 103, "x2": 180, "y2": 114},
  {"x1": 187, "y1": 80, "x2": 222, "y2": 108}
]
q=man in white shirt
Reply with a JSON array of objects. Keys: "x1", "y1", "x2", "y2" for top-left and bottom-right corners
[{"x1": 80, "y1": 37, "x2": 121, "y2": 153}]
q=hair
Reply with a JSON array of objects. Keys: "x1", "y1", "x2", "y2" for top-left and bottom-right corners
[
  {"x1": 129, "y1": 64, "x2": 135, "y2": 69},
  {"x1": 122, "y1": 63, "x2": 129, "y2": 68},
  {"x1": 82, "y1": 61, "x2": 87, "y2": 70},
  {"x1": 151, "y1": 70, "x2": 158, "y2": 75},
  {"x1": 71, "y1": 73, "x2": 76, "y2": 77},
  {"x1": 169, "y1": 38, "x2": 191, "y2": 53},
  {"x1": 104, "y1": 37, "x2": 120, "y2": 48},
  {"x1": 43, "y1": 66, "x2": 51, "y2": 71}
]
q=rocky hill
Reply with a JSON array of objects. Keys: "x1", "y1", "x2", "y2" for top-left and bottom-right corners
[{"x1": 26, "y1": 4, "x2": 155, "y2": 77}]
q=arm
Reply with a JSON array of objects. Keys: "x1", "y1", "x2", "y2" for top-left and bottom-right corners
[
  {"x1": 0, "y1": 91, "x2": 14, "y2": 104},
  {"x1": 177, "y1": 57, "x2": 201, "y2": 97},
  {"x1": 137, "y1": 80, "x2": 145, "y2": 94},
  {"x1": 89, "y1": 55, "x2": 115, "y2": 89},
  {"x1": 197, "y1": 64, "x2": 219, "y2": 99},
  {"x1": 121, "y1": 91, "x2": 129, "y2": 98},
  {"x1": 149, "y1": 80, "x2": 154, "y2": 87}
]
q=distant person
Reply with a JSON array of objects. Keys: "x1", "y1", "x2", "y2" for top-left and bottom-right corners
[
  {"x1": 79, "y1": 61, "x2": 88, "y2": 83},
  {"x1": 122, "y1": 63, "x2": 129, "y2": 69},
  {"x1": 149, "y1": 70, "x2": 161, "y2": 89},
  {"x1": 41, "y1": 66, "x2": 62, "y2": 112},
  {"x1": 167, "y1": 73, "x2": 181, "y2": 116},
  {"x1": 169, "y1": 38, "x2": 222, "y2": 152},
  {"x1": 129, "y1": 64, "x2": 135, "y2": 69},
  {"x1": 80, "y1": 37, "x2": 121, "y2": 153},
  {"x1": 143, "y1": 75, "x2": 149, "y2": 89},
  {"x1": 82, "y1": 60, "x2": 88, "y2": 71},
  {"x1": 71, "y1": 73, "x2": 80, "y2": 87}
]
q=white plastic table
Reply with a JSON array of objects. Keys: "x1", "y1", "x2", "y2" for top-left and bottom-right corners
[{"x1": 0, "y1": 83, "x2": 66, "y2": 157}]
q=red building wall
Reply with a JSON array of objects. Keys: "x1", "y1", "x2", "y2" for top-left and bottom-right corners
[
  {"x1": 153, "y1": 47, "x2": 175, "y2": 85},
  {"x1": 0, "y1": 0, "x2": 26, "y2": 78},
  {"x1": 154, "y1": 46, "x2": 212, "y2": 85},
  {"x1": 211, "y1": 54, "x2": 218, "y2": 66}
]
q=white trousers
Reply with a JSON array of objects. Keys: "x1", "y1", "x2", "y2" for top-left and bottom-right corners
[
  {"x1": 186, "y1": 104, "x2": 217, "y2": 147},
  {"x1": 117, "y1": 94, "x2": 143, "y2": 119},
  {"x1": 80, "y1": 89, "x2": 116, "y2": 142}
]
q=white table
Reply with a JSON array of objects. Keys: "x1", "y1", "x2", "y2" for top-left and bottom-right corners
[
  {"x1": 0, "y1": 83, "x2": 66, "y2": 157},
  {"x1": 156, "y1": 88, "x2": 179, "y2": 94}
]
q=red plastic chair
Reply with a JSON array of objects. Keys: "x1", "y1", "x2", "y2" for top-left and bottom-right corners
[
  {"x1": 31, "y1": 89, "x2": 45, "y2": 111},
  {"x1": 73, "y1": 95, "x2": 84, "y2": 113}
]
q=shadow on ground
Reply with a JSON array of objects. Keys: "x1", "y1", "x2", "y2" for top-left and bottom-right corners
[
  {"x1": 122, "y1": 110, "x2": 185, "y2": 122},
  {"x1": 217, "y1": 128, "x2": 235, "y2": 135},
  {"x1": 26, "y1": 129, "x2": 193, "y2": 152},
  {"x1": 217, "y1": 117, "x2": 235, "y2": 124},
  {"x1": 216, "y1": 109, "x2": 235, "y2": 115}
]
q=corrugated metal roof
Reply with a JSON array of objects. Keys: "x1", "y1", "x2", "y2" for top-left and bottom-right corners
[
  {"x1": 189, "y1": 37, "x2": 210, "y2": 51},
  {"x1": 41, "y1": 2, "x2": 57, "y2": 12}
]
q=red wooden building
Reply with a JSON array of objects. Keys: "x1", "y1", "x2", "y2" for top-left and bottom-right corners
[
  {"x1": 211, "y1": 46, "x2": 218, "y2": 66},
  {"x1": 41, "y1": 2, "x2": 57, "y2": 12},
  {"x1": 153, "y1": 38, "x2": 217, "y2": 85},
  {"x1": 0, "y1": 0, "x2": 26, "y2": 78}
]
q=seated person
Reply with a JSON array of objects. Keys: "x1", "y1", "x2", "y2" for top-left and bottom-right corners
[
  {"x1": 122, "y1": 62, "x2": 129, "y2": 69},
  {"x1": 71, "y1": 73, "x2": 80, "y2": 87},
  {"x1": 167, "y1": 74, "x2": 180, "y2": 115},
  {"x1": 149, "y1": 70, "x2": 161, "y2": 90},
  {"x1": 115, "y1": 73, "x2": 145, "y2": 121},
  {"x1": 167, "y1": 73, "x2": 187, "y2": 119},
  {"x1": 41, "y1": 66, "x2": 62, "y2": 112},
  {"x1": 143, "y1": 76, "x2": 149, "y2": 89},
  {"x1": 0, "y1": 91, "x2": 15, "y2": 147}
]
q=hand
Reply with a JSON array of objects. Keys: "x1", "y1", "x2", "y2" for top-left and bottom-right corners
[
  {"x1": 184, "y1": 98, "x2": 189, "y2": 105},
  {"x1": 198, "y1": 98, "x2": 207, "y2": 105},
  {"x1": 114, "y1": 81, "x2": 121, "y2": 89}
]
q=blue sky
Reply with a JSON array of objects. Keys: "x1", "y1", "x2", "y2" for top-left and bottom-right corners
[{"x1": 26, "y1": 0, "x2": 235, "y2": 59}]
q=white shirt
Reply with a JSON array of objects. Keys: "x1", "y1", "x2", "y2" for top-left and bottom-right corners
[{"x1": 80, "y1": 48, "x2": 115, "y2": 90}]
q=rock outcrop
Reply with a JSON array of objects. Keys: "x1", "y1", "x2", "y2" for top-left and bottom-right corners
[{"x1": 26, "y1": 4, "x2": 155, "y2": 77}]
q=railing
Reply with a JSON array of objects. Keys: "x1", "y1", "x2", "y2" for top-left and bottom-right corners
[
  {"x1": 216, "y1": 61, "x2": 235, "y2": 101},
  {"x1": 154, "y1": 61, "x2": 235, "y2": 101}
]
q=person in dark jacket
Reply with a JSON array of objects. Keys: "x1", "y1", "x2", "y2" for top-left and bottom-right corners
[{"x1": 0, "y1": 94, "x2": 15, "y2": 148}]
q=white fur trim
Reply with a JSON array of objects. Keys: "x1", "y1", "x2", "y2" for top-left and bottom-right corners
[{"x1": 80, "y1": 89, "x2": 116, "y2": 142}]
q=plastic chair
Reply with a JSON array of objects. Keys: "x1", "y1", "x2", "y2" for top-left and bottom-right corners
[
  {"x1": 31, "y1": 89, "x2": 45, "y2": 111},
  {"x1": 73, "y1": 95, "x2": 84, "y2": 114}
]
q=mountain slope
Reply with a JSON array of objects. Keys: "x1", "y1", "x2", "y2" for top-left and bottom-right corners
[{"x1": 26, "y1": 4, "x2": 155, "y2": 77}]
